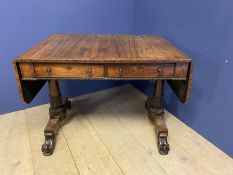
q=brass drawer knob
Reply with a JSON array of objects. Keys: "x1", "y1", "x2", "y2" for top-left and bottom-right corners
[
  {"x1": 46, "y1": 67, "x2": 52, "y2": 74},
  {"x1": 87, "y1": 69, "x2": 93, "y2": 76},
  {"x1": 119, "y1": 68, "x2": 123, "y2": 76},
  {"x1": 66, "y1": 65, "x2": 72, "y2": 70},
  {"x1": 157, "y1": 68, "x2": 164, "y2": 76}
]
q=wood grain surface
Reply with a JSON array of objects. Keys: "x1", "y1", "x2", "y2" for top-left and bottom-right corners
[
  {"x1": 15, "y1": 34, "x2": 192, "y2": 63},
  {"x1": 13, "y1": 34, "x2": 193, "y2": 104}
]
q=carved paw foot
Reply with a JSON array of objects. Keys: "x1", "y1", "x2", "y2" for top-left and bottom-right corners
[
  {"x1": 158, "y1": 136, "x2": 170, "y2": 155},
  {"x1": 42, "y1": 137, "x2": 55, "y2": 156}
]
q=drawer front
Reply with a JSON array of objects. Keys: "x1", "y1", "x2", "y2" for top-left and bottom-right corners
[
  {"x1": 34, "y1": 63, "x2": 104, "y2": 78},
  {"x1": 107, "y1": 64, "x2": 175, "y2": 78}
]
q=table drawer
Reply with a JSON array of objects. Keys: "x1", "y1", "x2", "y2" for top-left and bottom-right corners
[
  {"x1": 34, "y1": 63, "x2": 104, "y2": 78},
  {"x1": 107, "y1": 64, "x2": 175, "y2": 78}
]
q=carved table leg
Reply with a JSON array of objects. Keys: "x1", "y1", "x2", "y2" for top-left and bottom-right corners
[
  {"x1": 41, "y1": 80, "x2": 71, "y2": 156},
  {"x1": 145, "y1": 80, "x2": 170, "y2": 155}
]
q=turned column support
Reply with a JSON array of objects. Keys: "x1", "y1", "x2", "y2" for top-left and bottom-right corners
[
  {"x1": 48, "y1": 80, "x2": 66, "y2": 120},
  {"x1": 145, "y1": 80, "x2": 170, "y2": 155},
  {"x1": 41, "y1": 80, "x2": 71, "y2": 156}
]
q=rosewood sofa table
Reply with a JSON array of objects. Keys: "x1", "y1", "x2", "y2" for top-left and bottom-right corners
[{"x1": 13, "y1": 34, "x2": 193, "y2": 156}]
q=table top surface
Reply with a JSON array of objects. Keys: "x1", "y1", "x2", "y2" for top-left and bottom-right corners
[{"x1": 15, "y1": 34, "x2": 192, "y2": 63}]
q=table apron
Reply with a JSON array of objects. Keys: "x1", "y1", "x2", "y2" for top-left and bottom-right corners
[{"x1": 18, "y1": 63, "x2": 189, "y2": 80}]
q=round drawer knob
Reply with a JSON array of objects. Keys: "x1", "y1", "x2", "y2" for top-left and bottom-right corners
[
  {"x1": 66, "y1": 65, "x2": 72, "y2": 70},
  {"x1": 46, "y1": 67, "x2": 52, "y2": 74},
  {"x1": 157, "y1": 68, "x2": 163, "y2": 76},
  {"x1": 119, "y1": 68, "x2": 123, "y2": 76},
  {"x1": 87, "y1": 69, "x2": 92, "y2": 76}
]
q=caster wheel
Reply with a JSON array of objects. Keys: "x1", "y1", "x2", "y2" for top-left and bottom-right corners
[
  {"x1": 158, "y1": 136, "x2": 170, "y2": 155},
  {"x1": 42, "y1": 137, "x2": 55, "y2": 156}
]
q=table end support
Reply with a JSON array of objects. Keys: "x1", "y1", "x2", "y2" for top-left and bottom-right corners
[
  {"x1": 41, "y1": 80, "x2": 71, "y2": 156},
  {"x1": 145, "y1": 80, "x2": 170, "y2": 155}
]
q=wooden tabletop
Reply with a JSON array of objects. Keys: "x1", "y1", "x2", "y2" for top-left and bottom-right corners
[{"x1": 15, "y1": 34, "x2": 192, "y2": 63}]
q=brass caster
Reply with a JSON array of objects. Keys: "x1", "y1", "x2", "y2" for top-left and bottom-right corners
[
  {"x1": 158, "y1": 136, "x2": 170, "y2": 155},
  {"x1": 42, "y1": 136, "x2": 55, "y2": 156}
]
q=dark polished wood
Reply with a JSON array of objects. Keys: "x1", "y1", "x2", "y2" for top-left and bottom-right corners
[
  {"x1": 145, "y1": 80, "x2": 169, "y2": 155},
  {"x1": 42, "y1": 80, "x2": 71, "y2": 156},
  {"x1": 13, "y1": 34, "x2": 193, "y2": 156},
  {"x1": 14, "y1": 34, "x2": 192, "y2": 63}
]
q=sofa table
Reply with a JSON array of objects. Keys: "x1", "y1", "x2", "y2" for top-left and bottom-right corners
[{"x1": 13, "y1": 34, "x2": 193, "y2": 156}]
